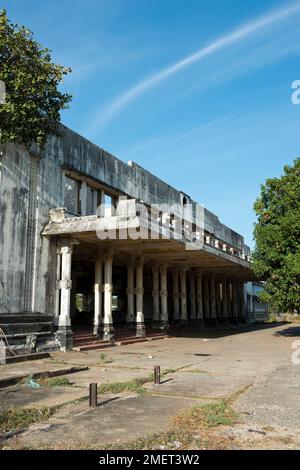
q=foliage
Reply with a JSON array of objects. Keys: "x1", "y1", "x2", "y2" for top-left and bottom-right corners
[
  {"x1": 45, "y1": 377, "x2": 71, "y2": 387},
  {"x1": 0, "y1": 407, "x2": 55, "y2": 434},
  {"x1": 253, "y1": 158, "x2": 300, "y2": 312},
  {"x1": 0, "y1": 9, "x2": 72, "y2": 147}
]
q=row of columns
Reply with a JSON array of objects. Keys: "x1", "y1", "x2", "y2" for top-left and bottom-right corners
[{"x1": 54, "y1": 239, "x2": 246, "y2": 351}]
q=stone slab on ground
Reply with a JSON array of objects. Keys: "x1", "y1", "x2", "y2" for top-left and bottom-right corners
[
  {"x1": 0, "y1": 386, "x2": 88, "y2": 411},
  {"x1": 5, "y1": 394, "x2": 209, "y2": 449},
  {"x1": 216, "y1": 361, "x2": 300, "y2": 449},
  {"x1": 0, "y1": 365, "x2": 88, "y2": 388},
  {"x1": 234, "y1": 362, "x2": 300, "y2": 430},
  {"x1": 147, "y1": 372, "x2": 253, "y2": 399},
  {"x1": 1, "y1": 323, "x2": 300, "y2": 450},
  {"x1": 62, "y1": 366, "x2": 153, "y2": 388}
]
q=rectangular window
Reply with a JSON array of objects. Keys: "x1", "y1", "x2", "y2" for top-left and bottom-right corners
[
  {"x1": 86, "y1": 185, "x2": 96, "y2": 216},
  {"x1": 64, "y1": 175, "x2": 81, "y2": 215}
]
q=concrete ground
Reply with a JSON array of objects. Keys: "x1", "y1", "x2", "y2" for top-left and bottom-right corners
[{"x1": 1, "y1": 322, "x2": 300, "y2": 449}]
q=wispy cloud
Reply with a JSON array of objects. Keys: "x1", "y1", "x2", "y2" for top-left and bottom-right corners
[
  {"x1": 119, "y1": 114, "x2": 236, "y2": 159},
  {"x1": 86, "y1": 1, "x2": 300, "y2": 135}
]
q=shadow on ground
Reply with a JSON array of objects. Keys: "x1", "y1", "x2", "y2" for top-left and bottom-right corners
[
  {"x1": 169, "y1": 322, "x2": 289, "y2": 339},
  {"x1": 273, "y1": 326, "x2": 300, "y2": 337}
]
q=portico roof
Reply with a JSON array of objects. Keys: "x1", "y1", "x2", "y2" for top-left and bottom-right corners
[{"x1": 43, "y1": 212, "x2": 256, "y2": 280}]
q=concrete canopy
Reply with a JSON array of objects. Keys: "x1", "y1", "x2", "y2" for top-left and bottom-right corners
[{"x1": 43, "y1": 212, "x2": 255, "y2": 281}]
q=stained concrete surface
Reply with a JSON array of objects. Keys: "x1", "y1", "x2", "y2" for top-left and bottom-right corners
[
  {"x1": 8, "y1": 395, "x2": 207, "y2": 449},
  {"x1": 0, "y1": 386, "x2": 88, "y2": 411},
  {"x1": 218, "y1": 361, "x2": 300, "y2": 449},
  {"x1": 146, "y1": 372, "x2": 252, "y2": 399}
]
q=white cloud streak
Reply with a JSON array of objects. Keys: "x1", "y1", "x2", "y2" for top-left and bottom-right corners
[{"x1": 87, "y1": 1, "x2": 300, "y2": 134}]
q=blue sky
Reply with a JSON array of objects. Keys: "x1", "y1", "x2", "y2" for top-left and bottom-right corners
[{"x1": 3, "y1": 0, "x2": 300, "y2": 248}]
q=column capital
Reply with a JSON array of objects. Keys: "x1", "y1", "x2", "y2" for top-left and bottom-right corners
[
  {"x1": 58, "y1": 238, "x2": 80, "y2": 252},
  {"x1": 95, "y1": 251, "x2": 104, "y2": 262},
  {"x1": 135, "y1": 287, "x2": 144, "y2": 295},
  {"x1": 104, "y1": 249, "x2": 114, "y2": 261},
  {"x1": 128, "y1": 255, "x2": 136, "y2": 267},
  {"x1": 135, "y1": 255, "x2": 144, "y2": 267},
  {"x1": 103, "y1": 284, "x2": 113, "y2": 292},
  {"x1": 94, "y1": 284, "x2": 103, "y2": 293}
]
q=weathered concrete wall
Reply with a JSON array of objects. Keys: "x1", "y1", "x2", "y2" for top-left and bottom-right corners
[
  {"x1": 0, "y1": 142, "x2": 59, "y2": 315},
  {"x1": 0, "y1": 145, "x2": 29, "y2": 312}
]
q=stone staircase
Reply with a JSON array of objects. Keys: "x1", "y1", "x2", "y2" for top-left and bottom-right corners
[{"x1": 0, "y1": 313, "x2": 57, "y2": 356}]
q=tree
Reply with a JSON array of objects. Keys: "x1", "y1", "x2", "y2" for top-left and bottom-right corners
[
  {"x1": 0, "y1": 10, "x2": 72, "y2": 147},
  {"x1": 253, "y1": 158, "x2": 300, "y2": 313}
]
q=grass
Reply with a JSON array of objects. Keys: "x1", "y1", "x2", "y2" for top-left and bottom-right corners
[
  {"x1": 98, "y1": 376, "x2": 151, "y2": 395},
  {"x1": 98, "y1": 353, "x2": 113, "y2": 364},
  {"x1": 44, "y1": 377, "x2": 71, "y2": 387},
  {"x1": 0, "y1": 407, "x2": 56, "y2": 435},
  {"x1": 100, "y1": 399, "x2": 236, "y2": 450},
  {"x1": 180, "y1": 368, "x2": 207, "y2": 374},
  {"x1": 97, "y1": 368, "x2": 177, "y2": 396},
  {"x1": 161, "y1": 368, "x2": 176, "y2": 375},
  {"x1": 175, "y1": 401, "x2": 236, "y2": 428},
  {"x1": 2, "y1": 400, "x2": 237, "y2": 450}
]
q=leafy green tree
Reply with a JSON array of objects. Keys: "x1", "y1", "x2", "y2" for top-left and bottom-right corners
[
  {"x1": 0, "y1": 9, "x2": 72, "y2": 147},
  {"x1": 253, "y1": 158, "x2": 300, "y2": 313}
]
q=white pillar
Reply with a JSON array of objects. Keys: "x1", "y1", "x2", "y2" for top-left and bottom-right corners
[
  {"x1": 93, "y1": 254, "x2": 103, "y2": 335},
  {"x1": 180, "y1": 269, "x2": 187, "y2": 323},
  {"x1": 136, "y1": 257, "x2": 145, "y2": 337},
  {"x1": 152, "y1": 264, "x2": 160, "y2": 323},
  {"x1": 126, "y1": 257, "x2": 135, "y2": 327},
  {"x1": 54, "y1": 248, "x2": 61, "y2": 326},
  {"x1": 160, "y1": 264, "x2": 169, "y2": 330},
  {"x1": 196, "y1": 270, "x2": 203, "y2": 322},
  {"x1": 57, "y1": 239, "x2": 73, "y2": 351},
  {"x1": 172, "y1": 270, "x2": 180, "y2": 321},
  {"x1": 59, "y1": 243, "x2": 72, "y2": 327},
  {"x1": 189, "y1": 270, "x2": 197, "y2": 320},
  {"x1": 103, "y1": 250, "x2": 114, "y2": 340}
]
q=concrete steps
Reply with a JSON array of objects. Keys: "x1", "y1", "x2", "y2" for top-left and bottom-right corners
[
  {"x1": 0, "y1": 313, "x2": 55, "y2": 355},
  {"x1": 73, "y1": 331, "x2": 169, "y2": 351},
  {"x1": 115, "y1": 337, "x2": 148, "y2": 346},
  {"x1": 0, "y1": 322, "x2": 53, "y2": 335},
  {"x1": 73, "y1": 340, "x2": 115, "y2": 352},
  {"x1": 0, "y1": 314, "x2": 54, "y2": 342}
]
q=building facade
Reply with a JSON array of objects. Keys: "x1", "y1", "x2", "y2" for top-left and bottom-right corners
[
  {"x1": 0, "y1": 125, "x2": 255, "y2": 353},
  {"x1": 245, "y1": 282, "x2": 269, "y2": 322}
]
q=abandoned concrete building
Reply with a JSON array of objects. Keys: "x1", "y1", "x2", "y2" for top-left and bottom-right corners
[{"x1": 0, "y1": 125, "x2": 256, "y2": 354}]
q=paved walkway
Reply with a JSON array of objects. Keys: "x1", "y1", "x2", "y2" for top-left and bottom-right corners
[{"x1": 1, "y1": 322, "x2": 299, "y2": 449}]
